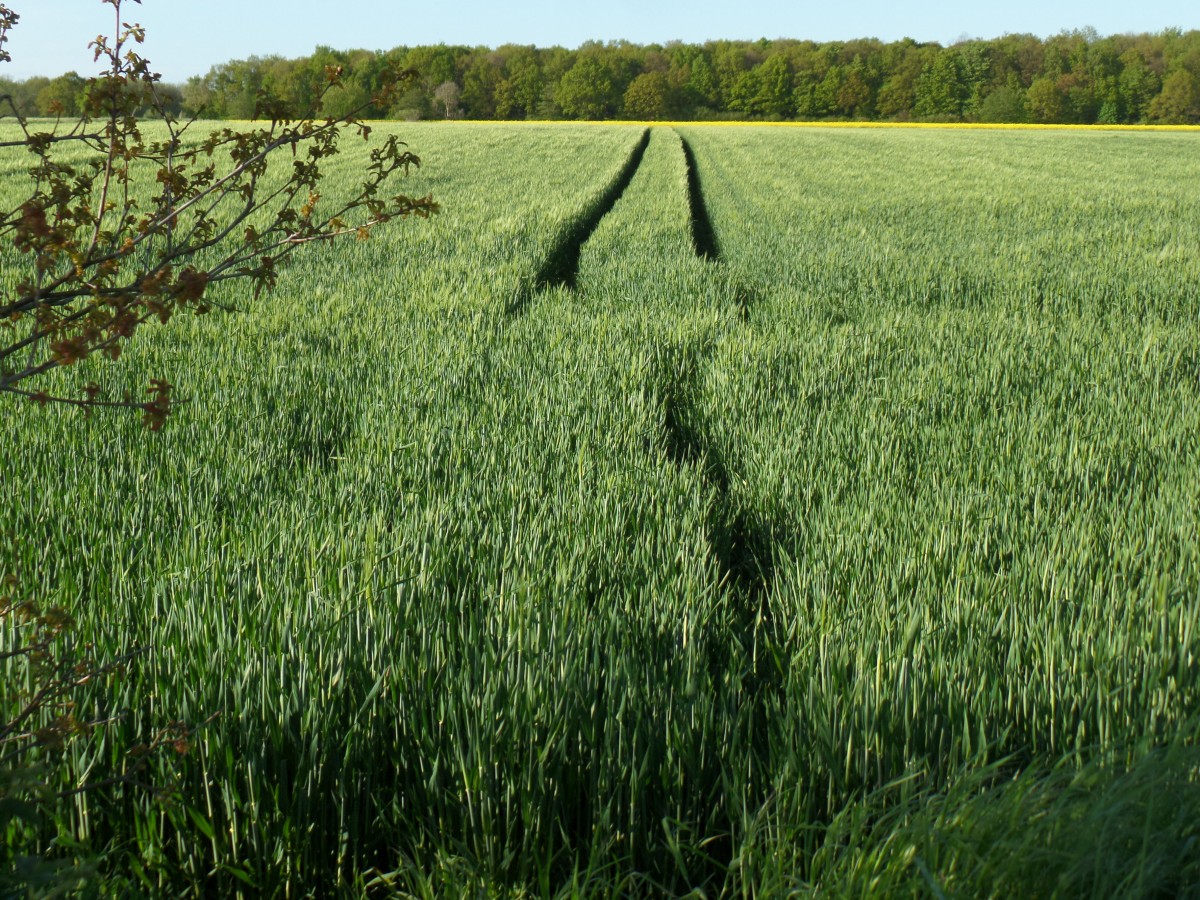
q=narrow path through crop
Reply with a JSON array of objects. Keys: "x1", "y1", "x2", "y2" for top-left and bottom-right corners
[
  {"x1": 677, "y1": 131, "x2": 754, "y2": 323},
  {"x1": 505, "y1": 129, "x2": 784, "y2": 883},
  {"x1": 507, "y1": 129, "x2": 651, "y2": 316},
  {"x1": 668, "y1": 131, "x2": 773, "y2": 602},
  {"x1": 660, "y1": 134, "x2": 782, "y2": 820},
  {"x1": 652, "y1": 337, "x2": 781, "y2": 882},
  {"x1": 655, "y1": 342, "x2": 775, "y2": 604},
  {"x1": 679, "y1": 135, "x2": 721, "y2": 262}
]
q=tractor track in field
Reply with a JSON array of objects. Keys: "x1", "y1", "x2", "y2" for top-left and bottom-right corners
[
  {"x1": 651, "y1": 338, "x2": 780, "y2": 880},
  {"x1": 654, "y1": 341, "x2": 775, "y2": 612},
  {"x1": 506, "y1": 128, "x2": 651, "y2": 317},
  {"x1": 677, "y1": 131, "x2": 755, "y2": 324},
  {"x1": 509, "y1": 125, "x2": 778, "y2": 615},
  {"x1": 662, "y1": 137, "x2": 782, "y2": 840},
  {"x1": 502, "y1": 127, "x2": 782, "y2": 876},
  {"x1": 679, "y1": 134, "x2": 721, "y2": 262},
  {"x1": 670, "y1": 132, "x2": 773, "y2": 602}
]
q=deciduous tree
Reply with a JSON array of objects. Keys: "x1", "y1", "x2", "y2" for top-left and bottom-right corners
[
  {"x1": 557, "y1": 57, "x2": 617, "y2": 119},
  {"x1": 433, "y1": 79, "x2": 463, "y2": 118},
  {"x1": 623, "y1": 71, "x2": 672, "y2": 120},
  {"x1": 1027, "y1": 74, "x2": 1068, "y2": 122},
  {"x1": 1150, "y1": 68, "x2": 1200, "y2": 122}
]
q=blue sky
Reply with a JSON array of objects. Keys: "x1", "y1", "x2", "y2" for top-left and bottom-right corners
[{"x1": 4, "y1": 1, "x2": 1197, "y2": 83}]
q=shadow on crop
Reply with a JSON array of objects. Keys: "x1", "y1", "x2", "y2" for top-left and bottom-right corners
[{"x1": 507, "y1": 129, "x2": 651, "y2": 316}]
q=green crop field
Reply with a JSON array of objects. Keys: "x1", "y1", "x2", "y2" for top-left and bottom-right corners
[{"x1": 4, "y1": 122, "x2": 1200, "y2": 896}]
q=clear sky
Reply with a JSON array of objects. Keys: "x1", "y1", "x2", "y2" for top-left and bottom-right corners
[{"x1": 4, "y1": 0, "x2": 1196, "y2": 84}]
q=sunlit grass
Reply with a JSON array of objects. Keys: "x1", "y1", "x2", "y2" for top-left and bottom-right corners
[
  {"x1": 453, "y1": 119, "x2": 1200, "y2": 132},
  {"x1": 3, "y1": 121, "x2": 1199, "y2": 895}
]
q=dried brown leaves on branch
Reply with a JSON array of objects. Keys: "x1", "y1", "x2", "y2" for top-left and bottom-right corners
[
  {"x1": 0, "y1": 571, "x2": 186, "y2": 786},
  {"x1": 1, "y1": 2, "x2": 435, "y2": 889},
  {"x1": 1, "y1": 562, "x2": 217, "y2": 891},
  {"x1": 0, "y1": 0, "x2": 438, "y2": 427}
]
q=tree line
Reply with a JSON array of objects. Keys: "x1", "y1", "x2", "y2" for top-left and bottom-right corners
[{"x1": 5, "y1": 29, "x2": 1200, "y2": 124}]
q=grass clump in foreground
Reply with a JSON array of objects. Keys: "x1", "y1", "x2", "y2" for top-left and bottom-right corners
[{"x1": 747, "y1": 739, "x2": 1200, "y2": 898}]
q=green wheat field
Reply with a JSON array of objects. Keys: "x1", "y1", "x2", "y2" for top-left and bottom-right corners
[{"x1": 3, "y1": 122, "x2": 1200, "y2": 896}]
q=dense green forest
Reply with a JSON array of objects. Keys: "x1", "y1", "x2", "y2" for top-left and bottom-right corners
[{"x1": 5, "y1": 29, "x2": 1200, "y2": 123}]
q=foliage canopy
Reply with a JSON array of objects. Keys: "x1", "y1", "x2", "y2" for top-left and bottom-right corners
[{"x1": 0, "y1": 0, "x2": 436, "y2": 423}]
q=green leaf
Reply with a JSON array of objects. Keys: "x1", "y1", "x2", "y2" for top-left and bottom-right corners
[{"x1": 185, "y1": 805, "x2": 216, "y2": 841}]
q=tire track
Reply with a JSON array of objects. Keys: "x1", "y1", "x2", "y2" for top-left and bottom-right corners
[
  {"x1": 507, "y1": 129, "x2": 651, "y2": 317},
  {"x1": 649, "y1": 337, "x2": 780, "y2": 887},
  {"x1": 669, "y1": 131, "x2": 771, "y2": 596},
  {"x1": 679, "y1": 135, "x2": 721, "y2": 262},
  {"x1": 677, "y1": 131, "x2": 754, "y2": 324},
  {"x1": 659, "y1": 139, "x2": 783, "y2": 865},
  {"x1": 653, "y1": 341, "x2": 775, "y2": 606}
]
